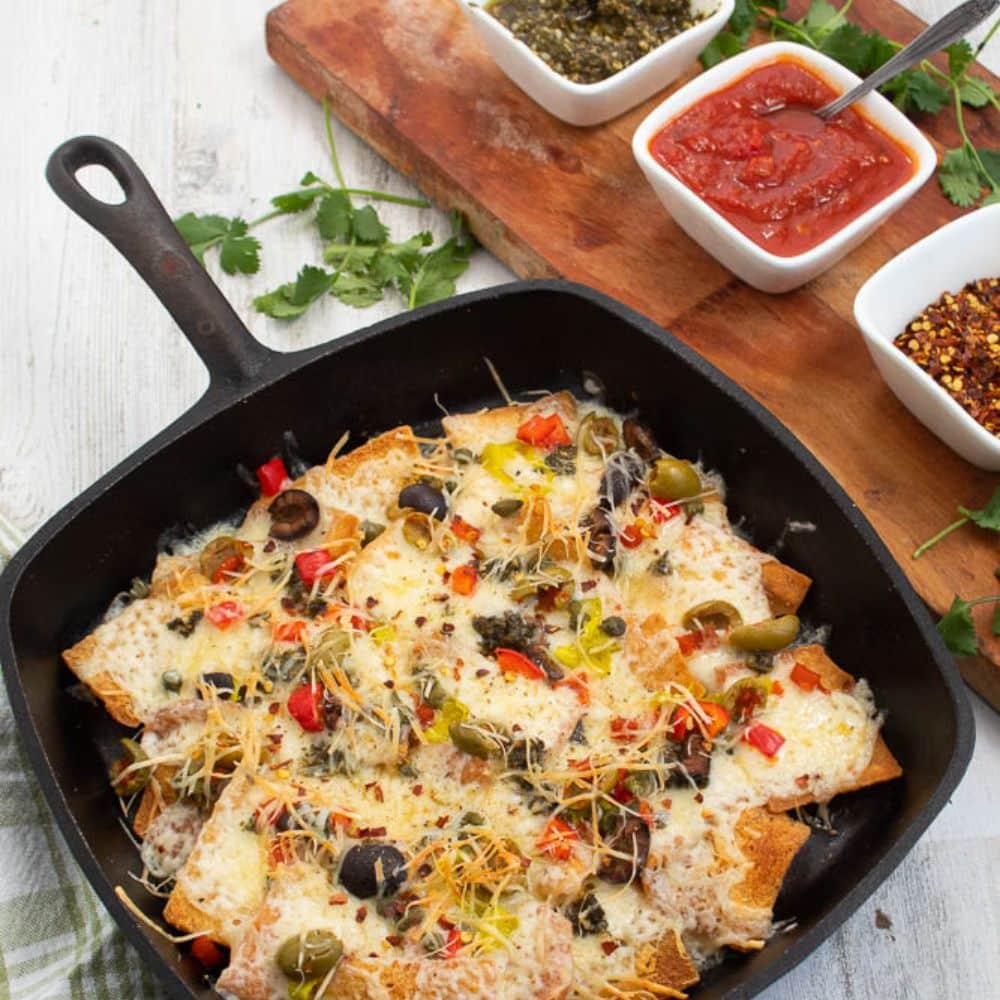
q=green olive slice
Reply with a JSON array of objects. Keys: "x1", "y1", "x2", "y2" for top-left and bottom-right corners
[
  {"x1": 681, "y1": 600, "x2": 743, "y2": 631},
  {"x1": 109, "y1": 738, "x2": 150, "y2": 797},
  {"x1": 728, "y1": 615, "x2": 800, "y2": 652},
  {"x1": 449, "y1": 721, "x2": 506, "y2": 759},
  {"x1": 402, "y1": 514, "x2": 432, "y2": 550},
  {"x1": 580, "y1": 413, "x2": 619, "y2": 456},
  {"x1": 491, "y1": 498, "x2": 524, "y2": 518},
  {"x1": 648, "y1": 459, "x2": 701, "y2": 502},
  {"x1": 276, "y1": 929, "x2": 344, "y2": 980}
]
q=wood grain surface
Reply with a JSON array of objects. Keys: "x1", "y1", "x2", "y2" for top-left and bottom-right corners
[
  {"x1": 266, "y1": 0, "x2": 1000, "y2": 708},
  {"x1": 1, "y1": 3, "x2": 998, "y2": 998}
]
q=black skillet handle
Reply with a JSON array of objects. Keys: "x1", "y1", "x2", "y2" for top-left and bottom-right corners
[{"x1": 46, "y1": 136, "x2": 278, "y2": 395}]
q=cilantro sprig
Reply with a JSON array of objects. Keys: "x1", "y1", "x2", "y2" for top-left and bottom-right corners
[
  {"x1": 701, "y1": 0, "x2": 1000, "y2": 209},
  {"x1": 174, "y1": 100, "x2": 477, "y2": 319},
  {"x1": 937, "y1": 587, "x2": 1000, "y2": 656},
  {"x1": 913, "y1": 485, "x2": 1000, "y2": 558}
]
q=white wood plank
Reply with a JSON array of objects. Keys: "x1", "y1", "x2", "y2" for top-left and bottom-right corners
[{"x1": 0, "y1": 2, "x2": 997, "y2": 997}]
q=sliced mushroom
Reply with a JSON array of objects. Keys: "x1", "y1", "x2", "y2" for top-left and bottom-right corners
[{"x1": 269, "y1": 489, "x2": 320, "y2": 540}]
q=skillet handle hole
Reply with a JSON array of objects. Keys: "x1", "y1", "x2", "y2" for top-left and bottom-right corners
[{"x1": 74, "y1": 164, "x2": 127, "y2": 206}]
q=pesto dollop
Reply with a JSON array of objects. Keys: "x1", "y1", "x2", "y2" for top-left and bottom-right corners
[{"x1": 487, "y1": 0, "x2": 705, "y2": 85}]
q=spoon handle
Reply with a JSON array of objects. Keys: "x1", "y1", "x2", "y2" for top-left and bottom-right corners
[{"x1": 817, "y1": 0, "x2": 999, "y2": 120}]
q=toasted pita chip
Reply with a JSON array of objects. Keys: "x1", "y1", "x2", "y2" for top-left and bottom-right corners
[
  {"x1": 635, "y1": 929, "x2": 700, "y2": 995},
  {"x1": 767, "y1": 646, "x2": 902, "y2": 813},
  {"x1": 760, "y1": 560, "x2": 812, "y2": 616},
  {"x1": 441, "y1": 392, "x2": 578, "y2": 452}
]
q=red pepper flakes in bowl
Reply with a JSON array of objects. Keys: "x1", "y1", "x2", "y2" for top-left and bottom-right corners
[{"x1": 893, "y1": 278, "x2": 999, "y2": 437}]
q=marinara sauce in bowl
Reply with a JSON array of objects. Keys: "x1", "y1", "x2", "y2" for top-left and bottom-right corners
[{"x1": 632, "y1": 43, "x2": 937, "y2": 293}]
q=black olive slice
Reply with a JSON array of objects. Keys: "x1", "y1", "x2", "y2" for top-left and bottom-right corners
[
  {"x1": 269, "y1": 489, "x2": 320, "y2": 540},
  {"x1": 339, "y1": 843, "x2": 407, "y2": 899},
  {"x1": 597, "y1": 815, "x2": 651, "y2": 884},
  {"x1": 398, "y1": 483, "x2": 448, "y2": 521},
  {"x1": 622, "y1": 419, "x2": 660, "y2": 463}
]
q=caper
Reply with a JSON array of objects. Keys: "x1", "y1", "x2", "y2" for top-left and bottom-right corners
[
  {"x1": 402, "y1": 514, "x2": 432, "y2": 550},
  {"x1": 648, "y1": 458, "x2": 701, "y2": 502},
  {"x1": 492, "y1": 498, "x2": 524, "y2": 518},
  {"x1": 681, "y1": 600, "x2": 743, "y2": 632},
  {"x1": 415, "y1": 672, "x2": 446, "y2": 709},
  {"x1": 745, "y1": 651, "x2": 775, "y2": 674},
  {"x1": 397, "y1": 907, "x2": 424, "y2": 932},
  {"x1": 580, "y1": 413, "x2": 619, "y2": 456},
  {"x1": 728, "y1": 615, "x2": 800, "y2": 652},
  {"x1": 460, "y1": 811, "x2": 486, "y2": 827},
  {"x1": 109, "y1": 738, "x2": 149, "y2": 796},
  {"x1": 452, "y1": 447, "x2": 475, "y2": 465},
  {"x1": 419, "y1": 475, "x2": 444, "y2": 490},
  {"x1": 510, "y1": 565, "x2": 572, "y2": 600},
  {"x1": 276, "y1": 930, "x2": 344, "y2": 980},
  {"x1": 449, "y1": 721, "x2": 506, "y2": 759},
  {"x1": 360, "y1": 520, "x2": 385, "y2": 547},
  {"x1": 599, "y1": 616, "x2": 627, "y2": 637},
  {"x1": 161, "y1": 669, "x2": 183, "y2": 693}
]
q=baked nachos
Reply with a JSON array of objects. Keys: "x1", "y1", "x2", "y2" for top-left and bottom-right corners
[{"x1": 63, "y1": 392, "x2": 901, "y2": 999}]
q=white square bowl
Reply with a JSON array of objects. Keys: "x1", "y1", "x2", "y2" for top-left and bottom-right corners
[
  {"x1": 631, "y1": 41, "x2": 938, "y2": 293},
  {"x1": 457, "y1": 0, "x2": 735, "y2": 127},
  {"x1": 854, "y1": 203, "x2": 1000, "y2": 471}
]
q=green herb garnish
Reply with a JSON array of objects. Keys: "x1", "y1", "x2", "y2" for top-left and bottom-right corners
[
  {"x1": 913, "y1": 485, "x2": 1000, "y2": 558},
  {"x1": 700, "y1": 0, "x2": 1000, "y2": 210},
  {"x1": 174, "y1": 100, "x2": 476, "y2": 319}
]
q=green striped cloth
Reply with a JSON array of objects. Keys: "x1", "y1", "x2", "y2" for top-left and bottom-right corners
[{"x1": 0, "y1": 515, "x2": 169, "y2": 999}]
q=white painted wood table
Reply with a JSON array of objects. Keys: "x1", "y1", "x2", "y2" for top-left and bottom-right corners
[{"x1": 1, "y1": 2, "x2": 997, "y2": 997}]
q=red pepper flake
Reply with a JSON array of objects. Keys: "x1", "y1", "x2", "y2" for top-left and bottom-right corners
[
  {"x1": 357, "y1": 826, "x2": 387, "y2": 838},
  {"x1": 661, "y1": 798, "x2": 673, "y2": 809},
  {"x1": 893, "y1": 277, "x2": 1000, "y2": 435},
  {"x1": 437, "y1": 916, "x2": 455, "y2": 930},
  {"x1": 581, "y1": 580, "x2": 597, "y2": 592},
  {"x1": 365, "y1": 782, "x2": 385, "y2": 803},
  {"x1": 366, "y1": 595, "x2": 379, "y2": 609},
  {"x1": 383, "y1": 679, "x2": 395, "y2": 689},
  {"x1": 601, "y1": 940, "x2": 620, "y2": 956},
  {"x1": 475, "y1": 668, "x2": 490, "y2": 678},
  {"x1": 356, "y1": 906, "x2": 368, "y2": 923},
  {"x1": 435, "y1": 814, "x2": 450, "y2": 828},
  {"x1": 412, "y1": 784, "x2": 424, "y2": 796},
  {"x1": 415, "y1": 616, "x2": 427, "y2": 627},
  {"x1": 268, "y1": 702, "x2": 280, "y2": 715},
  {"x1": 694, "y1": 792, "x2": 704, "y2": 803},
  {"x1": 329, "y1": 893, "x2": 348, "y2": 905},
  {"x1": 386, "y1": 934, "x2": 404, "y2": 947},
  {"x1": 796, "y1": 774, "x2": 811, "y2": 788}
]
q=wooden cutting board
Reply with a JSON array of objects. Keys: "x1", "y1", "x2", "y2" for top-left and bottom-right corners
[{"x1": 266, "y1": 0, "x2": 1000, "y2": 707}]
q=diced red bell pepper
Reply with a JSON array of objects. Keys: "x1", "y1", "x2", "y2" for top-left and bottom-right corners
[
  {"x1": 495, "y1": 647, "x2": 546, "y2": 681},
  {"x1": 415, "y1": 702, "x2": 436, "y2": 727},
  {"x1": 206, "y1": 601, "x2": 244, "y2": 629},
  {"x1": 650, "y1": 498, "x2": 681, "y2": 523},
  {"x1": 190, "y1": 936, "x2": 227, "y2": 969},
  {"x1": 676, "y1": 630, "x2": 704, "y2": 656},
  {"x1": 451, "y1": 564, "x2": 478, "y2": 596},
  {"x1": 272, "y1": 619, "x2": 306, "y2": 643},
  {"x1": 744, "y1": 723, "x2": 785, "y2": 757},
  {"x1": 211, "y1": 553, "x2": 246, "y2": 585},
  {"x1": 790, "y1": 661, "x2": 828, "y2": 693},
  {"x1": 442, "y1": 927, "x2": 463, "y2": 958},
  {"x1": 267, "y1": 837, "x2": 296, "y2": 868},
  {"x1": 256, "y1": 456, "x2": 288, "y2": 497},
  {"x1": 537, "y1": 817, "x2": 579, "y2": 861},
  {"x1": 295, "y1": 549, "x2": 337, "y2": 586},
  {"x1": 554, "y1": 672, "x2": 590, "y2": 706},
  {"x1": 516, "y1": 413, "x2": 571, "y2": 449},
  {"x1": 670, "y1": 700, "x2": 730, "y2": 741},
  {"x1": 612, "y1": 769, "x2": 635, "y2": 804},
  {"x1": 287, "y1": 682, "x2": 325, "y2": 732},
  {"x1": 620, "y1": 524, "x2": 644, "y2": 549},
  {"x1": 450, "y1": 516, "x2": 481, "y2": 544},
  {"x1": 610, "y1": 716, "x2": 641, "y2": 742}
]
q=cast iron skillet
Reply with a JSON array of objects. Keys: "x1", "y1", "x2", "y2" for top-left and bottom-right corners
[{"x1": 0, "y1": 136, "x2": 974, "y2": 999}]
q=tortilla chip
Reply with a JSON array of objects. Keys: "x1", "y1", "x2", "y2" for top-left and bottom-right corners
[
  {"x1": 442, "y1": 392, "x2": 578, "y2": 451},
  {"x1": 766, "y1": 645, "x2": 902, "y2": 812},
  {"x1": 635, "y1": 929, "x2": 700, "y2": 995},
  {"x1": 730, "y1": 807, "x2": 811, "y2": 919},
  {"x1": 760, "y1": 560, "x2": 812, "y2": 616}
]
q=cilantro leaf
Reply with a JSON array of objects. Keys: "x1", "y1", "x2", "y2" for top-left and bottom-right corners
[
  {"x1": 400, "y1": 233, "x2": 474, "y2": 310},
  {"x1": 978, "y1": 149, "x2": 1000, "y2": 187},
  {"x1": 939, "y1": 145, "x2": 987, "y2": 207},
  {"x1": 960, "y1": 76, "x2": 997, "y2": 108},
  {"x1": 253, "y1": 265, "x2": 334, "y2": 319},
  {"x1": 898, "y1": 70, "x2": 951, "y2": 114},
  {"x1": 958, "y1": 485, "x2": 1000, "y2": 531},
  {"x1": 801, "y1": 0, "x2": 841, "y2": 35},
  {"x1": 820, "y1": 24, "x2": 875, "y2": 74},
  {"x1": 174, "y1": 213, "x2": 234, "y2": 263},
  {"x1": 728, "y1": 0, "x2": 757, "y2": 37},
  {"x1": 946, "y1": 40, "x2": 975, "y2": 79},
  {"x1": 937, "y1": 596, "x2": 979, "y2": 656},
  {"x1": 332, "y1": 272, "x2": 385, "y2": 308},
  {"x1": 300, "y1": 171, "x2": 323, "y2": 186},
  {"x1": 271, "y1": 187, "x2": 327, "y2": 214},
  {"x1": 316, "y1": 191, "x2": 353, "y2": 241},
  {"x1": 699, "y1": 0, "x2": 756, "y2": 67},
  {"x1": 219, "y1": 232, "x2": 262, "y2": 275},
  {"x1": 351, "y1": 205, "x2": 389, "y2": 245}
]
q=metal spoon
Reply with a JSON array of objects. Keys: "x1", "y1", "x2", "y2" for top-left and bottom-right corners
[{"x1": 767, "y1": 0, "x2": 999, "y2": 123}]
